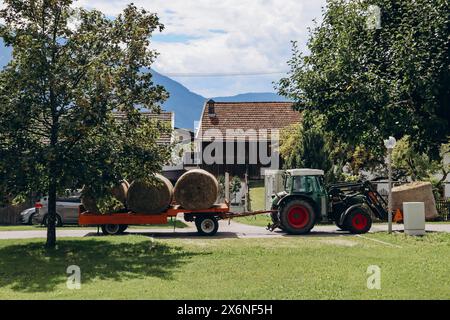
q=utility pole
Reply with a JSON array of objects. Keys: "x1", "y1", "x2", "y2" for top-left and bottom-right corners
[{"x1": 384, "y1": 136, "x2": 397, "y2": 234}]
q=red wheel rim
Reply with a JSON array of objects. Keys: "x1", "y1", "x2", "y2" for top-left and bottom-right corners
[
  {"x1": 351, "y1": 213, "x2": 368, "y2": 230},
  {"x1": 287, "y1": 206, "x2": 309, "y2": 229}
]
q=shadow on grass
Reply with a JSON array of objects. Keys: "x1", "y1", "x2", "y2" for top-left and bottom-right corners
[{"x1": 0, "y1": 238, "x2": 202, "y2": 293}]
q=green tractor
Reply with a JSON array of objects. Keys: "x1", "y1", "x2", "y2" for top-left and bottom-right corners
[{"x1": 269, "y1": 169, "x2": 388, "y2": 235}]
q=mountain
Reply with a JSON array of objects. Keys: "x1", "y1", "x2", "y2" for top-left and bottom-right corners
[
  {"x1": 150, "y1": 70, "x2": 290, "y2": 129},
  {"x1": 150, "y1": 70, "x2": 206, "y2": 129},
  {"x1": 212, "y1": 92, "x2": 289, "y2": 103},
  {"x1": 0, "y1": 41, "x2": 289, "y2": 129}
]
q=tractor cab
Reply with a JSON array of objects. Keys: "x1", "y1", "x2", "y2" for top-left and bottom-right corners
[
  {"x1": 270, "y1": 169, "x2": 329, "y2": 234},
  {"x1": 283, "y1": 169, "x2": 329, "y2": 219},
  {"x1": 284, "y1": 168, "x2": 327, "y2": 201}
]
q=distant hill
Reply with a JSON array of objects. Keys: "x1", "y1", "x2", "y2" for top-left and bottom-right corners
[
  {"x1": 212, "y1": 92, "x2": 289, "y2": 103},
  {"x1": 0, "y1": 41, "x2": 290, "y2": 129},
  {"x1": 146, "y1": 70, "x2": 290, "y2": 129},
  {"x1": 150, "y1": 70, "x2": 206, "y2": 129}
]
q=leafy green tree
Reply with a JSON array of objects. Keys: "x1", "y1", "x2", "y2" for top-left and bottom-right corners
[
  {"x1": 0, "y1": 0, "x2": 170, "y2": 248},
  {"x1": 230, "y1": 176, "x2": 242, "y2": 204},
  {"x1": 392, "y1": 136, "x2": 439, "y2": 181},
  {"x1": 392, "y1": 136, "x2": 450, "y2": 199},
  {"x1": 392, "y1": 136, "x2": 449, "y2": 197},
  {"x1": 279, "y1": 123, "x2": 303, "y2": 169},
  {"x1": 279, "y1": 0, "x2": 449, "y2": 160},
  {"x1": 280, "y1": 114, "x2": 334, "y2": 181},
  {"x1": 279, "y1": 112, "x2": 380, "y2": 183}
]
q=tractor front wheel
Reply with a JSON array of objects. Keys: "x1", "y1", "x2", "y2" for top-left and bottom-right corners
[
  {"x1": 345, "y1": 209, "x2": 372, "y2": 234},
  {"x1": 279, "y1": 199, "x2": 315, "y2": 235}
]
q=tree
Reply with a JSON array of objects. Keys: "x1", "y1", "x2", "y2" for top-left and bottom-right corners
[
  {"x1": 278, "y1": 0, "x2": 449, "y2": 160},
  {"x1": 392, "y1": 136, "x2": 449, "y2": 196},
  {"x1": 279, "y1": 112, "x2": 379, "y2": 183},
  {"x1": 0, "y1": 0, "x2": 171, "y2": 248},
  {"x1": 230, "y1": 176, "x2": 242, "y2": 204},
  {"x1": 280, "y1": 114, "x2": 334, "y2": 181},
  {"x1": 279, "y1": 123, "x2": 303, "y2": 170}
]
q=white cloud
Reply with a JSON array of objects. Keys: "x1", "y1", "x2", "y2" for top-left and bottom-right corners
[
  {"x1": 1, "y1": 0, "x2": 327, "y2": 96},
  {"x1": 76, "y1": 0, "x2": 326, "y2": 96}
]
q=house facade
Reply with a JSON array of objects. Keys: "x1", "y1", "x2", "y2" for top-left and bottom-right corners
[{"x1": 194, "y1": 100, "x2": 300, "y2": 179}]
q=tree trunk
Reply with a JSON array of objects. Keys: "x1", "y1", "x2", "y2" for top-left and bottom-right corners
[
  {"x1": 46, "y1": 116, "x2": 58, "y2": 248},
  {"x1": 46, "y1": 56, "x2": 58, "y2": 248},
  {"x1": 46, "y1": 163, "x2": 57, "y2": 249}
]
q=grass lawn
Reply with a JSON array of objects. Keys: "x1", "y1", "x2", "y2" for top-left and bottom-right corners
[
  {"x1": 0, "y1": 232, "x2": 449, "y2": 299},
  {"x1": 0, "y1": 220, "x2": 188, "y2": 232},
  {"x1": 248, "y1": 180, "x2": 265, "y2": 211}
]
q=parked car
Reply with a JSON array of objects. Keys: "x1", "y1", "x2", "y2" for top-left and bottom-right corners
[
  {"x1": 20, "y1": 207, "x2": 37, "y2": 225},
  {"x1": 33, "y1": 192, "x2": 81, "y2": 226}
]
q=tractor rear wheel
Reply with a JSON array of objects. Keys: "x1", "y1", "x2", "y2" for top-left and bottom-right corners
[
  {"x1": 345, "y1": 209, "x2": 372, "y2": 234},
  {"x1": 279, "y1": 199, "x2": 315, "y2": 234}
]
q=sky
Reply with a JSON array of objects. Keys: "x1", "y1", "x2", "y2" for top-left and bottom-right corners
[{"x1": 1, "y1": 0, "x2": 328, "y2": 97}]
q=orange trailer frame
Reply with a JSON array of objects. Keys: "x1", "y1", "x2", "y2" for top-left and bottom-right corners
[
  {"x1": 78, "y1": 202, "x2": 277, "y2": 236},
  {"x1": 78, "y1": 203, "x2": 232, "y2": 226}
]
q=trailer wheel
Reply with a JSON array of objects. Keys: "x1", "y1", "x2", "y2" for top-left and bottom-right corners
[
  {"x1": 279, "y1": 199, "x2": 315, "y2": 235},
  {"x1": 195, "y1": 216, "x2": 219, "y2": 236},
  {"x1": 345, "y1": 209, "x2": 372, "y2": 234},
  {"x1": 101, "y1": 224, "x2": 123, "y2": 236}
]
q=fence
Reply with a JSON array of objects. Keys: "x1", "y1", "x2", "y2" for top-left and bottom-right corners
[
  {"x1": 436, "y1": 199, "x2": 450, "y2": 221},
  {"x1": 0, "y1": 202, "x2": 31, "y2": 225}
]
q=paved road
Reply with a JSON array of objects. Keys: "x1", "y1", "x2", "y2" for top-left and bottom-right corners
[{"x1": 0, "y1": 221, "x2": 449, "y2": 240}]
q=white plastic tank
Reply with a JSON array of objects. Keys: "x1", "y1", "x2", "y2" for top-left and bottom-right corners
[{"x1": 403, "y1": 202, "x2": 426, "y2": 236}]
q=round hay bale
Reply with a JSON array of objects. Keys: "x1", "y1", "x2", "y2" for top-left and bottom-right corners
[
  {"x1": 80, "y1": 187, "x2": 100, "y2": 214},
  {"x1": 127, "y1": 174, "x2": 173, "y2": 214},
  {"x1": 392, "y1": 181, "x2": 438, "y2": 220},
  {"x1": 111, "y1": 180, "x2": 129, "y2": 205},
  {"x1": 81, "y1": 180, "x2": 129, "y2": 214},
  {"x1": 174, "y1": 169, "x2": 218, "y2": 210}
]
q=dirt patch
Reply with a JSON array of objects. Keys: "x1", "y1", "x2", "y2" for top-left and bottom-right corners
[{"x1": 319, "y1": 238, "x2": 358, "y2": 247}]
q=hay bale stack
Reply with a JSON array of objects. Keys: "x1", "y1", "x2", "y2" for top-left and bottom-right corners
[
  {"x1": 174, "y1": 169, "x2": 218, "y2": 210},
  {"x1": 127, "y1": 174, "x2": 173, "y2": 214},
  {"x1": 392, "y1": 181, "x2": 438, "y2": 220}
]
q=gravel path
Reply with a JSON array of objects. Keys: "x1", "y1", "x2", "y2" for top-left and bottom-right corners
[{"x1": 0, "y1": 220, "x2": 448, "y2": 240}]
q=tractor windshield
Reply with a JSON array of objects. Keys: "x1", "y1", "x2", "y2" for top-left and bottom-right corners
[{"x1": 286, "y1": 175, "x2": 317, "y2": 194}]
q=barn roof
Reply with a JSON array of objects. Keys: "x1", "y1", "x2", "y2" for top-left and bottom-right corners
[
  {"x1": 113, "y1": 111, "x2": 174, "y2": 144},
  {"x1": 196, "y1": 101, "x2": 300, "y2": 141}
]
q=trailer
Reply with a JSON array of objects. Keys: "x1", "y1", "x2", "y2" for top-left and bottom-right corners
[{"x1": 78, "y1": 203, "x2": 276, "y2": 236}]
